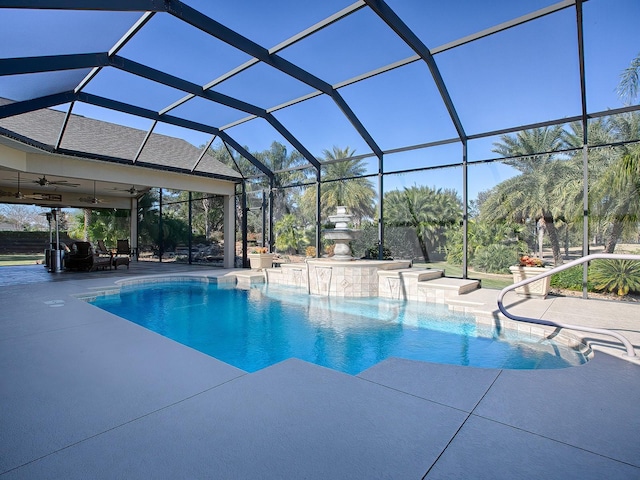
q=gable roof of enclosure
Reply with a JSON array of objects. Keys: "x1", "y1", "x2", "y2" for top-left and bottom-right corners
[{"x1": 0, "y1": 0, "x2": 638, "y2": 184}]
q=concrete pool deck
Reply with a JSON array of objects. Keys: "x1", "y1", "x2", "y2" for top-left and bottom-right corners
[{"x1": 1, "y1": 263, "x2": 639, "y2": 479}]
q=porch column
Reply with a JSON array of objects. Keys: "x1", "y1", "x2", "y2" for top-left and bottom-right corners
[
  {"x1": 223, "y1": 194, "x2": 235, "y2": 268},
  {"x1": 130, "y1": 196, "x2": 138, "y2": 259}
]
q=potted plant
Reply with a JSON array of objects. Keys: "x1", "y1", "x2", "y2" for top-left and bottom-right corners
[
  {"x1": 248, "y1": 247, "x2": 274, "y2": 270},
  {"x1": 509, "y1": 255, "x2": 552, "y2": 298}
]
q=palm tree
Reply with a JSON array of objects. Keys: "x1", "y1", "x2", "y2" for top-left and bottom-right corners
[
  {"x1": 565, "y1": 114, "x2": 640, "y2": 252},
  {"x1": 83, "y1": 208, "x2": 91, "y2": 241},
  {"x1": 600, "y1": 113, "x2": 640, "y2": 252},
  {"x1": 560, "y1": 118, "x2": 614, "y2": 247},
  {"x1": 384, "y1": 185, "x2": 462, "y2": 262},
  {"x1": 255, "y1": 142, "x2": 306, "y2": 222},
  {"x1": 617, "y1": 52, "x2": 640, "y2": 105},
  {"x1": 319, "y1": 146, "x2": 375, "y2": 224},
  {"x1": 490, "y1": 126, "x2": 568, "y2": 265}
]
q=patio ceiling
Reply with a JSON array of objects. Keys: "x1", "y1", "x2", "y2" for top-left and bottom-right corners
[{"x1": 0, "y1": 0, "x2": 639, "y2": 196}]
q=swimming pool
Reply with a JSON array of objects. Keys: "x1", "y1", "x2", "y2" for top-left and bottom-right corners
[{"x1": 89, "y1": 280, "x2": 588, "y2": 374}]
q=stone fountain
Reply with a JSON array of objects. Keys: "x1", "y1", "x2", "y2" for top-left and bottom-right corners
[
  {"x1": 241, "y1": 209, "x2": 479, "y2": 300},
  {"x1": 261, "y1": 206, "x2": 412, "y2": 297},
  {"x1": 324, "y1": 206, "x2": 355, "y2": 260}
]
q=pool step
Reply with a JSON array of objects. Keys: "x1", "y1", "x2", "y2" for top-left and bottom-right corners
[
  {"x1": 234, "y1": 270, "x2": 266, "y2": 287},
  {"x1": 417, "y1": 277, "x2": 480, "y2": 304},
  {"x1": 378, "y1": 268, "x2": 443, "y2": 301},
  {"x1": 377, "y1": 268, "x2": 479, "y2": 302}
]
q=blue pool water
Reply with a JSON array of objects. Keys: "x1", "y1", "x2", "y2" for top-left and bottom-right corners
[{"x1": 89, "y1": 281, "x2": 587, "y2": 374}]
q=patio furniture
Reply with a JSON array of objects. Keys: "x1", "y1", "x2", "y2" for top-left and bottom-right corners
[
  {"x1": 116, "y1": 239, "x2": 135, "y2": 258},
  {"x1": 65, "y1": 241, "x2": 112, "y2": 271},
  {"x1": 113, "y1": 256, "x2": 130, "y2": 269},
  {"x1": 96, "y1": 239, "x2": 111, "y2": 255}
]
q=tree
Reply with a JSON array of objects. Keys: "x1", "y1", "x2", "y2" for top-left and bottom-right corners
[
  {"x1": 384, "y1": 185, "x2": 462, "y2": 262},
  {"x1": 617, "y1": 52, "x2": 640, "y2": 105},
  {"x1": 317, "y1": 146, "x2": 375, "y2": 225},
  {"x1": 488, "y1": 126, "x2": 568, "y2": 265},
  {"x1": 69, "y1": 208, "x2": 131, "y2": 247},
  {"x1": 274, "y1": 214, "x2": 308, "y2": 254},
  {"x1": 563, "y1": 115, "x2": 640, "y2": 253},
  {"x1": 254, "y1": 142, "x2": 306, "y2": 223},
  {"x1": 600, "y1": 114, "x2": 640, "y2": 252},
  {"x1": 0, "y1": 204, "x2": 49, "y2": 230},
  {"x1": 165, "y1": 191, "x2": 224, "y2": 241}
]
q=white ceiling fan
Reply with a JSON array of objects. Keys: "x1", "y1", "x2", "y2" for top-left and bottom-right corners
[{"x1": 79, "y1": 180, "x2": 105, "y2": 204}]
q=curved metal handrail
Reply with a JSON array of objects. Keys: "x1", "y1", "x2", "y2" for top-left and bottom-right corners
[{"x1": 497, "y1": 253, "x2": 640, "y2": 358}]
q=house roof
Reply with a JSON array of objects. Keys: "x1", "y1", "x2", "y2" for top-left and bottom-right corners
[{"x1": 0, "y1": 98, "x2": 242, "y2": 181}]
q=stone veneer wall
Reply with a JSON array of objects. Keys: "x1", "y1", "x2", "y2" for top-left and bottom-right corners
[{"x1": 270, "y1": 259, "x2": 411, "y2": 298}]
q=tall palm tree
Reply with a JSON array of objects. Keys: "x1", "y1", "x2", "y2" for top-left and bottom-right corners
[
  {"x1": 83, "y1": 208, "x2": 91, "y2": 241},
  {"x1": 560, "y1": 118, "x2": 614, "y2": 247},
  {"x1": 255, "y1": 142, "x2": 305, "y2": 222},
  {"x1": 384, "y1": 185, "x2": 462, "y2": 262},
  {"x1": 600, "y1": 113, "x2": 640, "y2": 252},
  {"x1": 617, "y1": 52, "x2": 640, "y2": 105},
  {"x1": 490, "y1": 126, "x2": 567, "y2": 265},
  {"x1": 319, "y1": 146, "x2": 375, "y2": 224}
]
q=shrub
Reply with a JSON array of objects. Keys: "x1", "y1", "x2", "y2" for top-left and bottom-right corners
[
  {"x1": 589, "y1": 260, "x2": 640, "y2": 296},
  {"x1": 363, "y1": 245, "x2": 393, "y2": 260},
  {"x1": 550, "y1": 265, "x2": 585, "y2": 291},
  {"x1": 472, "y1": 244, "x2": 519, "y2": 274},
  {"x1": 305, "y1": 246, "x2": 316, "y2": 257}
]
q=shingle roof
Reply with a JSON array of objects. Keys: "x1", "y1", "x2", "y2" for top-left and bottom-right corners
[{"x1": 0, "y1": 98, "x2": 242, "y2": 181}]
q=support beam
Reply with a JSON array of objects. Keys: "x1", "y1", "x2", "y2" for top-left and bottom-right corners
[
  {"x1": 0, "y1": 53, "x2": 109, "y2": 76},
  {"x1": 77, "y1": 92, "x2": 273, "y2": 178},
  {"x1": 0, "y1": 91, "x2": 76, "y2": 119},
  {"x1": 576, "y1": 0, "x2": 590, "y2": 299},
  {"x1": 0, "y1": 1, "x2": 161, "y2": 10},
  {"x1": 364, "y1": 0, "x2": 466, "y2": 141},
  {"x1": 130, "y1": 196, "x2": 138, "y2": 259},
  {"x1": 54, "y1": 101, "x2": 74, "y2": 151},
  {"x1": 165, "y1": 0, "x2": 382, "y2": 158},
  {"x1": 223, "y1": 194, "x2": 235, "y2": 268},
  {"x1": 111, "y1": 56, "x2": 320, "y2": 169},
  {"x1": 134, "y1": 120, "x2": 157, "y2": 164},
  {"x1": 111, "y1": 55, "x2": 265, "y2": 117}
]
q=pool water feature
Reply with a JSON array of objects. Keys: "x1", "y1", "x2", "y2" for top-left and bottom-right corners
[{"x1": 89, "y1": 281, "x2": 588, "y2": 374}]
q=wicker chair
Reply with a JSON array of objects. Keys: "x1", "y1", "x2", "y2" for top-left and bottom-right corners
[{"x1": 65, "y1": 241, "x2": 112, "y2": 271}]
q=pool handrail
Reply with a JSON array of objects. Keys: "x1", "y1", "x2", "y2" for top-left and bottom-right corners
[{"x1": 497, "y1": 253, "x2": 640, "y2": 358}]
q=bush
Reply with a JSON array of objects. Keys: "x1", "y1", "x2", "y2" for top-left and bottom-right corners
[
  {"x1": 472, "y1": 244, "x2": 519, "y2": 274},
  {"x1": 589, "y1": 259, "x2": 640, "y2": 296},
  {"x1": 363, "y1": 245, "x2": 393, "y2": 260},
  {"x1": 550, "y1": 265, "x2": 585, "y2": 291}
]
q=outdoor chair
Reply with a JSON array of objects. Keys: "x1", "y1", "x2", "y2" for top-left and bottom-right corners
[
  {"x1": 96, "y1": 239, "x2": 111, "y2": 255},
  {"x1": 65, "y1": 241, "x2": 112, "y2": 271},
  {"x1": 116, "y1": 239, "x2": 134, "y2": 258}
]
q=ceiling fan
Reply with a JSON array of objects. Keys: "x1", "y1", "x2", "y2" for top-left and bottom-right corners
[
  {"x1": 79, "y1": 180, "x2": 105, "y2": 204},
  {"x1": 0, "y1": 172, "x2": 60, "y2": 200},
  {"x1": 112, "y1": 185, "x2": 140, "y2": 195},
  {"x1": 33, "y1": 175, "x2": 80, "y2": 187}
]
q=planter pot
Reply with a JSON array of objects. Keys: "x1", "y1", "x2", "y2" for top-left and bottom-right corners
[
  {"x1": 248, "y1": 253, "x2": 274, "y2": 270},
  {"x1": 509, "y1": 265, "x2": 552, "y2": 298}
]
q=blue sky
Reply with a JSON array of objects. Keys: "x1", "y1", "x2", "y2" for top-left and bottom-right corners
[{"x1": 1, "y1": 0, "x2": 639, "y2": 201}]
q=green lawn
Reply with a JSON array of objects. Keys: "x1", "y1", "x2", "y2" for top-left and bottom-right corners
[{"x1": 0, "y1": 254, "x2": 45, "y2": 266}]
